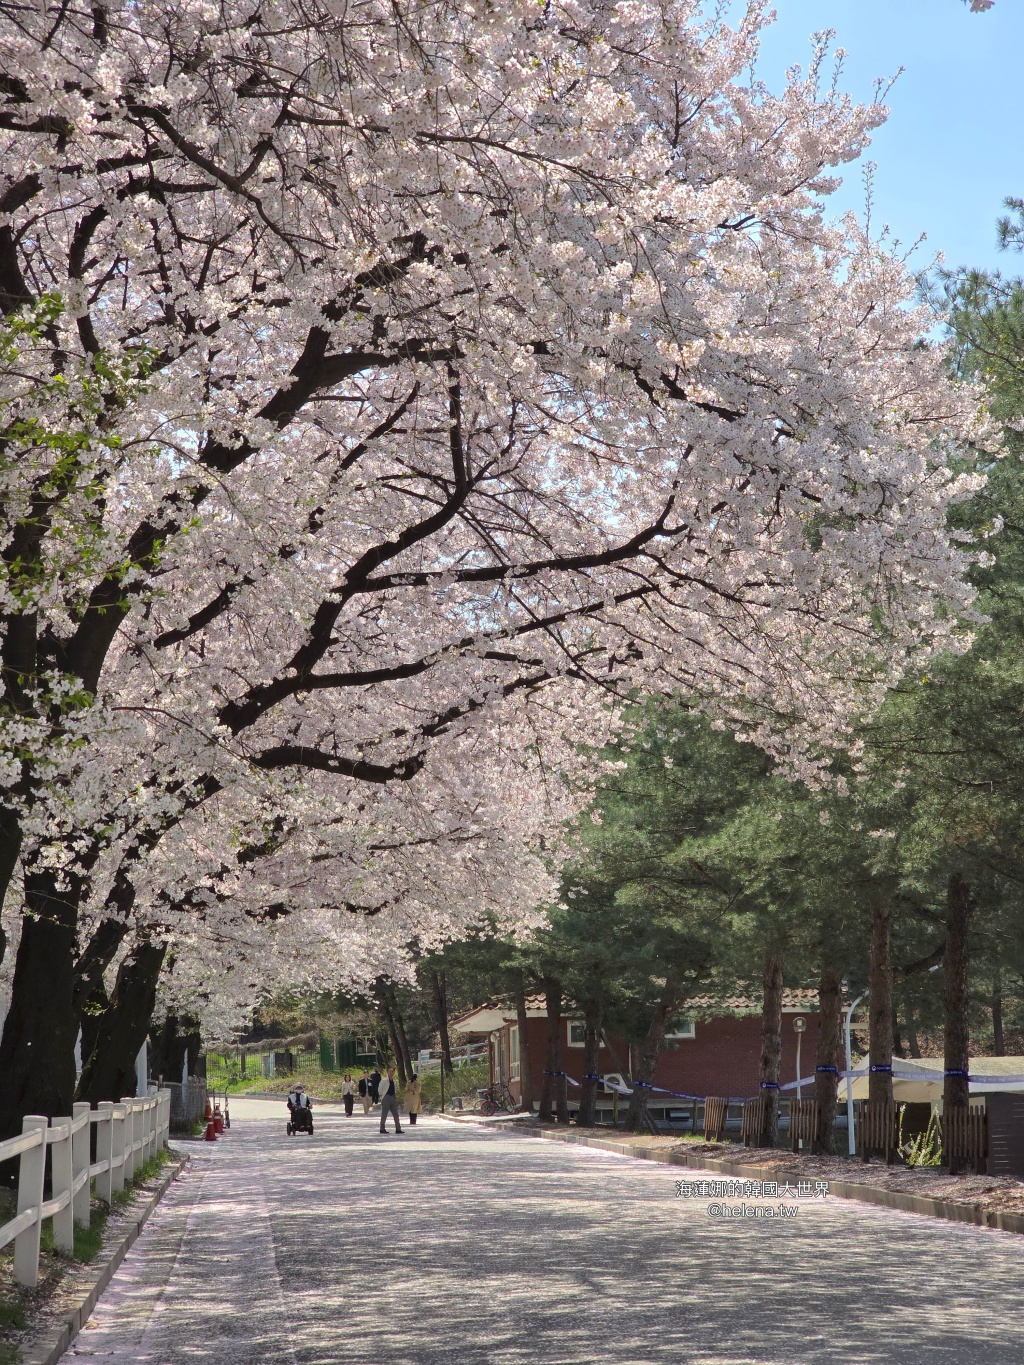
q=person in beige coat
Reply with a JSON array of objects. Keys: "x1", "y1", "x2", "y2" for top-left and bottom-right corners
[{"x1": 404, "y1": 1072, "x2": 422, "y2": 1125}]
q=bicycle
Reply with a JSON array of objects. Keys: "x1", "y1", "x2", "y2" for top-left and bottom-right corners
[{"x1": 477, "y1": 1081, "x2": 517, "y2": 1115}]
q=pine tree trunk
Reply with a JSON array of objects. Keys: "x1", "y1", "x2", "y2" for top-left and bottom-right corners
[
  {"x1": 625, "y1": 981, "x2": 679, "y2": 1133},
  {"x1": 892, "y1": 1007, "x2": 906, "y2": 1059},
  {"x1": 77, "y1": 940, "x2": 167, "y2": 1105},
  {"x1": 814, "y1": 965, "x2": 843, "y2": 1155},
  {"x1": 378, "y1": 996, "x2": 408, "y2": 1087},
  {"x1": 993, "y1": 971, "x2": 1005, "y2": 1056},
  {"x1": 904, "y1": 1006, "x2": 922, "y2": 1059},
  {"x1": 0, "y1": 869, "x2": 81, "y2": 1141},
  {"x1": 392, "y1": 996, "x2": 415, "y2": 1079},
  {"x1": 513, "y1": 975, "x2": 534, "y2": 1113},
  {"x1": 868, "y1": 888, "x2": 894, "y2": 1107},
  {"x1": 576, "y1": 1004, "x2": 602, "y2": 1128},
  {"x1": 758, "y1": 951, "x2": 784, "y2": 1147},
  {"x1": 428, "y1": 968, "x2": 453, "y2": 1074},
  {"x1": 944, "y1": 872, "x2": 973, "y2": 1113}
]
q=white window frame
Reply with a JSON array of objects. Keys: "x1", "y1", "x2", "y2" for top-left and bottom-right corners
[
  {"x1": 567, "y1": 1020, "x2": 586, "y2": 1048},
  {"x1": 665, "y1": 1016, "x2": 696, "y2": 1040},
  {"x1": 510, "y1": 1025, "x2": 520, "y2": 1081}
]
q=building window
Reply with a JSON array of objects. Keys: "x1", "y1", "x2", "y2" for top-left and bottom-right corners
[
  {"x1": 510, "y1": 1025, "x2": 520, "y2": 1081},
  {"x1": 567, "y1": 1020, "x2": 586, "y2": 1048},
  {"x1": 666, "y1": 1016, "x2": 695, "y2": 1040}
]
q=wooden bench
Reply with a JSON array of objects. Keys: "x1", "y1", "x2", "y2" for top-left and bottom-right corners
[
  {"x1": 740, "y1": 1097, "x2": 767, "y2": 1147},
  {"x1": 855, "y1": 1100, "x2": 899, "y2": 1164},
  {"x1": 789, "y1": 1098, "x2": 820, "y2": 1153},
  {"x1": 703, "y1": 1096, "x2": 728, "y2": 1142},
  {"x1": 943, "y1": 1105, "x2": 987, "y2": 1175}
]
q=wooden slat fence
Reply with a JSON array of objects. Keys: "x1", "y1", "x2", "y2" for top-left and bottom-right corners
[
  {"x1": 855, "y1": 1100, "x2": 899, "y2": 1164},
  {"x1": 740, "y1": 1097, "x2": 766, "y2": 1147},
  {"x1": 0, "y1": 1088, "x2": 170, "y2": 1288},
  {"x1": 703, "y1": 1096, "x2": 728, "y2": 1142},
  {"x1": 942, "y1": 1105, "x2": 988, "y2": 1176},
  {"x1": 789, "y1": 1099, "x2": 820, "y2": 1152}
]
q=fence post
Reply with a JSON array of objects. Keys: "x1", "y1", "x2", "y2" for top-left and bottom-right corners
[
  {"x1": 96, "y1": 1102, "x2": 114, "y2": 1203},
  {"x1": 51, "y1": 1115, "x2": 75, "y2": 1254},
  {"x1": 72, "y1": 1102, "x2": 91, "y2": 1226},
  {"x1": 13, "y1": 1116, "x2": 47, "y2": 1288},
  {"x1": 112, "y1": 1102, "x2": 127, "y2": 1194},
  {"x1": 120, "y1": 1097, "x2": 135, "y2": 1184}
]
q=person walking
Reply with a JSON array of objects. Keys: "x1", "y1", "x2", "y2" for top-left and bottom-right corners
[
  {"x1": 404, "y1": 1072, "x2": 422, "y2": 1125},
  {"x1": 358, "y1": 1072, "x2": 372, "y2": 1115},
  {"x1": 341, "y1": 1073, "x2": 355, "y2": 1117},
  {"x1": 378, "y1": 1066, "x2": 403, "y2": 1134},
  {"x1": 369, "y1": 1066, "x2": 382, "y2": 1106}
]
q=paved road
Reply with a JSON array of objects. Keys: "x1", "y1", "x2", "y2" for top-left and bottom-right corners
[{"x1": 65, "y1": 1099, "x2": 1024, "y2": 1365}]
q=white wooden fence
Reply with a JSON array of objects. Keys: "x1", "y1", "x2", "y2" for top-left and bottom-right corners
[{"x1": 0, "y1": 1088, "x2": 171, "y2": 1288}]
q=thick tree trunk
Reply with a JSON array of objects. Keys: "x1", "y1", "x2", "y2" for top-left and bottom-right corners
[
  {"x1": 77, "y1": 939, "x2": 167, "y2": 1106},
  {"x1": 943, "y1": 872, "x2": 973, "y2": 1113},
  {"x1": 74, "y1": 918, "x2": 130, "y2": 1027},
  {"x1": 513, "y1": 975, "x2": 534, "y2": 1113},
  {"x1": 0, "y1": 870, "x2": 81, "y2": 1142},
  {"x1": 625, "y1": 980, "x2": 680, "y2": 1133},
  {"x1": 868, "y1": 888, "x2": 894, "y2": 1107},
  {"x1": 992, "y1": 971, "x2": 1005, "y2": 1056},
  {"x1": 814, "y1": 965, "x2": 843, "y2": 1155},
  {"x1": 428, "y1": 968, "x2": 453, "y2": 1074},
  {"x1": 576, "y1": 1003, "x2": 602, "y2": 1128},
  {"x1": 149, "y1": 1013, "x2": 196, "y2": 1084},
  {"x1": 0, "y1": 807, "x2": 24, "y2": 971},
  {"x1": 758, "y1": 951, "x2": 784, "y2": 1147}
]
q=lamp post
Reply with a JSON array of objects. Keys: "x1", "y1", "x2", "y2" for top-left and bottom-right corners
[
  {"x1": 793, "y1": 1016, "x2": 806, "y2": 1100},
  {"x1": 793, "y1": 1016, "x2": 806, "y2": 1149},
  {"x1": 845, "y1": 992, "x2": 867, "y2": 1157}
]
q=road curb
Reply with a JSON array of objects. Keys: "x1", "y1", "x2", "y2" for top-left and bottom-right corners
[
  {"x1": 20, "y1": 1152, "x2": 191, "y2": 1365},
  {"x1": 469, "y1": 1119, "x2": 1024, "y2": 1237}
]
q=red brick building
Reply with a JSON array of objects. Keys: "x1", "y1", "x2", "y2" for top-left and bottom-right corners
[{"x1": 451, "y1": 990, "x2": 822, "y2": 1113}]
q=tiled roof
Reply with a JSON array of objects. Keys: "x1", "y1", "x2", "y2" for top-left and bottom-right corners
[{"x1": 451, "y1": 986, "x2": 821, "y2": 1031}]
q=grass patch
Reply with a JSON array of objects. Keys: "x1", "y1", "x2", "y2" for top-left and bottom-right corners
[
  {"x1": 0, "y1": 1299, "x2": 25, "y2": 1332},
  {"x1": 0, "y1": 1293, "x2": 26, "y2": 1365}
]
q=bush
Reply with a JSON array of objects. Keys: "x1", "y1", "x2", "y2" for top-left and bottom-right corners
[{"x1": 417, "y1": 1059, "x2": 491, "y2": 1110}]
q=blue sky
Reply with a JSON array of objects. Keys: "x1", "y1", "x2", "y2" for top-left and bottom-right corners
[{"x1": 726, "y1": 0, "x2": 1024, "y2": 277}]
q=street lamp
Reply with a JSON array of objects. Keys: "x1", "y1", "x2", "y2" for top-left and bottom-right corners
[
  {"x1": 844, "y1": 992, "x2": 867, "y2": 1157},
  {"x1": 793, "y1": 1016, "x2": 806, "y2": 1100},
  {"x1": 793, "y1": 1016, "x2": 807, "y2": 1150}
]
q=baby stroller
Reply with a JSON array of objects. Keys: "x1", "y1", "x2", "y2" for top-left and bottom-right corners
[{"x1": 286, "y1": 1088, "x2": 314, "y2": 1135}]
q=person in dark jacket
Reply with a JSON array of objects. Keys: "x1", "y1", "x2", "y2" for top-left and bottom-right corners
[
  {"x1": 378, "y1": 1066, "x2": 403, "y2": 1134},
  {"x1": 358, "y1": 1072, "x2": 371, "y2": 1114},
  {"x1": 368, "y1": 1067, "x2": 382, "y2": 1104}
]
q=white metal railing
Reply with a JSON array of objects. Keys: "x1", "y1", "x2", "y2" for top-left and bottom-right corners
[
  {"x1": 415, "y1": 1041, "x2": 489, "y2": 1072},
  {"x1": 0, "y1": 1087, "x2": 171, "y2": 1288}
]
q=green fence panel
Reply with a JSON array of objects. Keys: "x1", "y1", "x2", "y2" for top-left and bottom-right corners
[
  {"x1": 336, "y1": 1039, "x2": 357, "y2": 1069},
  {"x1": 319, "y1": 1037, "x2": 335, "y2": 1071}
]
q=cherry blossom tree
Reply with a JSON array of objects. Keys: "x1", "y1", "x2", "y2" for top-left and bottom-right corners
[{"x1": 0, "y1": 0, "x2": 990, "y2": 1133}]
